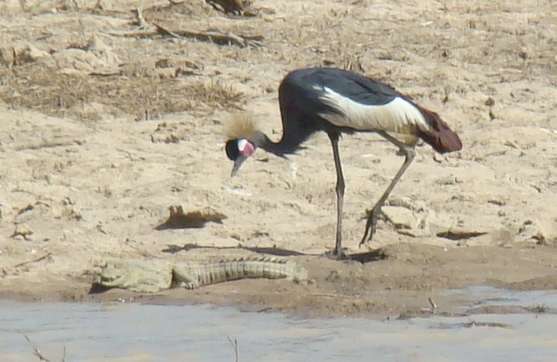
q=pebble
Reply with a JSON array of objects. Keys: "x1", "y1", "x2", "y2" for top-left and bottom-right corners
[
  {"x1": 11, "y1": 224, "x2": 33, "y2": 240},
  {"x1": 382, "y1": 206, "x2": 418, "y2": 230}
]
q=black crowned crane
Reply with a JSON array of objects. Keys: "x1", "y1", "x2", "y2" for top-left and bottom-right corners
[{"x1": 225, "y1": 67, "x2": 462, "y2": 258}]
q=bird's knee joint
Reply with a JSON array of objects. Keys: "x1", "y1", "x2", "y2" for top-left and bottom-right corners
[
  {"x1": 336, "y1": 181, "x2": 345, "y2": 194},
  {"x1": 403, "y1": 147, "x2": 416, "y2": 160}
]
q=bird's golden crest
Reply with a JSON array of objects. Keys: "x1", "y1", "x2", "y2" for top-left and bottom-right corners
[{"x1": 224, "y1": 112, "x2": 259, "y2": 141}]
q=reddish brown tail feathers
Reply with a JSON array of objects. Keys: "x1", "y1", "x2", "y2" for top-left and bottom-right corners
[{"x1": 417, "y1": 107, "x2": 462, "y2": 154}]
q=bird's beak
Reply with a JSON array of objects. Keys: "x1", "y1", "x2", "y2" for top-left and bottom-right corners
[{"x1": 231, "y1": 156, "x2": 247, "y2": 177}]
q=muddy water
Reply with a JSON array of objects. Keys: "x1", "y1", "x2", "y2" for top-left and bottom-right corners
[{"x1": 1, "y1": 287, "x2": 557, "y2": 362}]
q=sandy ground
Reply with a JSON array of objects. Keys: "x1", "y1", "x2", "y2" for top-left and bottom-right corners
[{"x1": 0, "y1": 0, "x2": 556, "y2": 318}]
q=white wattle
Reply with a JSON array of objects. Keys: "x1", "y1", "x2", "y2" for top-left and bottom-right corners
[
  {"x1": 237, "y1": 139, "x2": 248, "y2": 152},
  {"x1": 315, "y1": 86, "x2": 431, "y2": 135}
]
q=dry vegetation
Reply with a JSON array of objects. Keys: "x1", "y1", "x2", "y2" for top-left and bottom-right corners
[{"x1": 0, "y1": 61, "x2": 244, "y2": 121}]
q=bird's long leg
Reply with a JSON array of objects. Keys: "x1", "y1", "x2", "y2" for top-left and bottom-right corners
[
  {"x1": 329, "y1": 134, "x2": 346, "y2": 258},
  {"x1": 360, "y1": 132, "x2": 416, "y2": 246}
]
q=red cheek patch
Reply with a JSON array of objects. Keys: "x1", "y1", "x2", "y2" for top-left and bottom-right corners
[{"x1": 238, "y1": 139, "x2": 255, "y2": 157}]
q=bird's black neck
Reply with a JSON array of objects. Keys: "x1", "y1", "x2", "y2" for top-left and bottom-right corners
[{"x1": 251, "y1": 131, "x2": 297, "y2": 157}]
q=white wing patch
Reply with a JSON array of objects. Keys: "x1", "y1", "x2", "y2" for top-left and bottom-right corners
[{"x1": 315, "y1": 86, "x2": 431, "y2": 134}]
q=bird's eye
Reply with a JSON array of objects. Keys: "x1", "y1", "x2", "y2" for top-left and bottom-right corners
[{"x1": 225, "y1": 140, "x2": 240, "y2": 160}]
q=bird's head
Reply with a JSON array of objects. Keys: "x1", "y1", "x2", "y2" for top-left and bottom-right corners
[
  {"x1": 225, "y1": 138, "x2": 256, "y2": 176},
  {"x1": 224, "y1": 113, "x2": 259, "y2": 177}
]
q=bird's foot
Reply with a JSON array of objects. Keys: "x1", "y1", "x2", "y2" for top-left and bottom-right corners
[
  {"x1": 359, "y1": 207, "x2": 382, "y2": 247},
  {"x1": 358, "y1": 233, "x2": 372, "y2": 248},
  {"x1": 323, "y1": 248, "x2": 349, "y2": 260}
]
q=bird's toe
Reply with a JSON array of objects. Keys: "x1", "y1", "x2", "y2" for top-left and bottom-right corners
[{"x1": 323, "y1": 248, "x2": 349, "y2": 260}]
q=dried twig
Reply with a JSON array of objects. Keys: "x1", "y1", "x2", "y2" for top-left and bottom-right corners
[
  {"x1": 106, "y1": 25, "x2": 263, "y2": 48},
  {"x1": 428, "y1": 297, "x2": 438, "y2": 312},
  {"x1": 13, "y1": 253, "x2": 52, "y2": 269},
  {"x1": 135, "y1": 7, "x2": 147, "y2": 29},
  {"x1": 89, "y1": 71, "x2": 122, "y2": 77},
  {"x1": 227, "y1": 336, "x2": 240, "y2": 362},
  {"x1": 105, "y1": 29, "x2": 156, "y2": 38},
  {"x1": 23, "y1": 334, "x2": 51, "y2": 362},
  {"x1": 154, "y1": 23, "x2": 262, "y2": 47},
  {"x1": 178, "y1": 29, "x2": 262, "y2": 47},
  {"x1": 153, "y1": 23, "x2": 182, "y2": 39},
  {"x1": 14, "y1": 140, "x2": 81, "y2": 151}
]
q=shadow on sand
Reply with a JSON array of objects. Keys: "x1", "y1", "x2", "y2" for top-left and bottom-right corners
[
  {"x1": 162, "y1": 243, "x2": 387, "y2": 263},
  {"x1": 162, "y1": 243, "x2": 305, "y2": 257}
]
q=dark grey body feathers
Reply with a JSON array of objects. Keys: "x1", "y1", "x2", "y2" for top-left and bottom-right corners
[{"x1": 272, "y1": 67, "x2": 461, "y2": 155}]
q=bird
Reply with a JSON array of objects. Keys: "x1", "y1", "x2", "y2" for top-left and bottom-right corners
[{"x1": 224, "y1": 67, "x2": 462, "y2": 258}]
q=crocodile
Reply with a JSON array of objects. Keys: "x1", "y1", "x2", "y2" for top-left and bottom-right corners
[{"x1": 94, "y1": 256, "x2": 308, "y2": 293}]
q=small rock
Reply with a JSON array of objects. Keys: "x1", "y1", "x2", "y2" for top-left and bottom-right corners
[
  {"x1": 435, "y1": 175, "x2": 462, "y2": 186},
  {"x1": 50, "y1": 35, "x2": 120, "y2": 75},
  {"x1": 518, "y1": 219, "x2": 557, "y2": 245},
  {"x1": 325, "y1": 270, "x2": 341, "y2": 282},
  {"x1": 0, "y1": 47, "x2": 15, "y2": 67},
  {"x1": 150, "y1": 122, "x2": 188, "y2": 143},
  {"x1": 12, "y1": 44, "x2": 50, "y2": 65},
  {"x1": 489, "y1": 109, "x2": 496, "y2": 121},
  {"x1": 436, "y1": 227, "x2": 488, "y2": 241},
  {"x1": 86, "y1": 35, "x2": 111, "y2": 53},
  {"x1": 155, "y1": 58, "x2": 201, "y2": 70},
  {"x1": 450, "y1": 194, "x2": 474, "y2": 202},
  {"x1": 488, "y1": 198, "x2": 506, "y2": 206},
  {"x1": 1, "y1": 43, "x2": 49, "y2": 67},
  {"x1": 11, "y1": 224, "x2": 33, "y2": 241},
  {"x1": 382, "y1": 206, "x2": 418, "y2": 230},
  {"x1": 22, "y1": 44, "x2": 50, "y2": 62},
  {"x1": 386, "y1": 196, "x2": 426, "y2": 212},
  {"x1": 156, "y1": 67, "x2": 177, "y2": 79}
]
